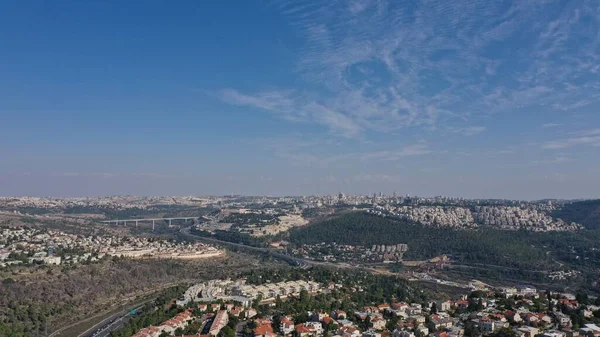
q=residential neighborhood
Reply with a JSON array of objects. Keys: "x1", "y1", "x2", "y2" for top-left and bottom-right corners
[
  {"x1": 121, "y1": 276, "x2": 600, "y2": 337},
  {"x1": 0, "y1": 226, "x2": 222, "y2": 267}
]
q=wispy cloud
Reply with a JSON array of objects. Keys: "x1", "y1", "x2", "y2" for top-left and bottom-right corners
[
  {"x1": 531, "y1": 156, "x2": 572, "y2": 165},
  {"x1": 221, "y1": 1, "x2": 600, "y2": 141},
  {"x1": 541, "y1": 123, "x2": 561, "y2": 128},
  {"x1": 578, "y1": 129, "x2": 600, "y2": 136},
  {"x1": 272, "y1": 142, "x2": 432, "y2": 167},
  {"x1": 543, "y1": 129, "x2": 600, "y2": 149},
  {"x1": 361, "y1": 143, "x2": 432, "y2": 161},
  {"x1": 219, "y1": 88, "x2": 362, "y2": 137},
  {"x1": 218, "y1": 87, "x2": 440, "y2": 137},
  {"x1": 449, "y1": 126, "x2": 487, "y2": 136}
]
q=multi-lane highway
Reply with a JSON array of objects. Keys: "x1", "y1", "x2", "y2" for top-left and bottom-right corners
[
  {"x1": 79, "y1": 304, "x2": 147, "y2": 337},
  {"x1": 179, "y1": 226, "x2": 359, "y2": 270},
  {"x1": 178, "y1": 226, "x2": 312, "y2": 267}
]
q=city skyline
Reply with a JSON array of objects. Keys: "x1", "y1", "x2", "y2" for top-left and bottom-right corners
[{"x1": 1, "y1": 1, "x2": 599, "y2": 199}]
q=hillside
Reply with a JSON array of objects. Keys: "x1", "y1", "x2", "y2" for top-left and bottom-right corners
[
  {"x1": 552, "y1": 199, "x2": 600, "y2": 230},
  {"x1": 0, "y1": 253, "x2": 271, "y2": 337},
  {"x1": 289, "y1": 212, "x2": 600, "y2": 273}
]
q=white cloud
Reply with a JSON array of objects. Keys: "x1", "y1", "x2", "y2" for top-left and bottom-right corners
[
  {"x1": 361, "y1": 143, "x2": 432, "y2": 161},
  {"x1": 272, "y1": 142, "x2": 432, "y2": 167},
  {"x1": 531, "y1": 156, "x2": 571, "y2": 165},
  {"x1": 220, "y1": 0, "x2": 600, "y2": 141},
  {"x1": 578, "y1": 129, "x2": 600, "y2": 136},
  {"x1": 541, "y1": 123, "x2": 561, "y2": 128},
  {"x1": 219, "y1": 88, "x2": 301, "y2": 120},
  {"x1": 543, "y1": 131, "x2": 600, "y2": 149},
  {"x1": 449, "y1": 126, "x2": 487, "y2": 136},
  {"x1": 218, "y1": 87, "x2": 440, "y2": 137},
  {"x1": 219, "y1": 88, "x2": 362, "y2": 137}
]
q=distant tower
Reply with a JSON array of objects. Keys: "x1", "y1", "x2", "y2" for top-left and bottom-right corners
[{"x1": 393, "y1": 191, "x2": 397, "y2": 198}]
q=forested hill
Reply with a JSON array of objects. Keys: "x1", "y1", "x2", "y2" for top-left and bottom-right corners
[
  {"x1": 552, "y1": 200, "x2": 600, "y2": 230},
  {"x1": 288, "y1": 212, "x2": 600, "y2": 271}
]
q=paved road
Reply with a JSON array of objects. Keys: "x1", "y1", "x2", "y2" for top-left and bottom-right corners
[
  {"x1": 179, "y1": 226, "x2": 319, "y2": 267},
  {"x1": 78, "y1": 304, "x2": 147, "y2": 337}
]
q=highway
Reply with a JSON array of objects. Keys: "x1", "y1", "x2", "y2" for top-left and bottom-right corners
[
  {"x1": 101, "y1": 217, "x2": 199, "y2": 223},
  {"x1": 78, "y1": 304, "x2": 147, "y2": 337},
  {"x1": 178, "y1": 226, "x2": 343, "y2": 269},
  {"x1": 69, "y1": 226, "x2": 433, "y2": 337}
]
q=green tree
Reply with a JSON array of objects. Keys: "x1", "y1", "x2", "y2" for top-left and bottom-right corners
[
  {"x1": 228, "y1": 314, "x2": 239, "y2": 328},
  {"x1": 220, "y1": 326, "x2": 236, "y2": 337},
  {"x1": 576, "y1": 293, "x2": 589, "y2": 305},
  {"x1": 489, "y1": 328, "x2": 516, "y2": 337},
  {"x1": 300, "y1": 290, "x2": 310, "y2": 304},
  {"x1": 431, "y1": 302, "x2": 438, "y2": 314},
  {"x1": 253, "y1": 295, "x2": 263, "y2": 309}
]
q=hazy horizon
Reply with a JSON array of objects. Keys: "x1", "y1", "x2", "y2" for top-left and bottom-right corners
[{"x1": 1, "y1": 177, "x2": 598, "y2": 202}]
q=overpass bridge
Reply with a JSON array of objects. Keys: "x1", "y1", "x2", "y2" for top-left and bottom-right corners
[{"x1": 101, "y1": 217, "x2": 199, "y2": 230}]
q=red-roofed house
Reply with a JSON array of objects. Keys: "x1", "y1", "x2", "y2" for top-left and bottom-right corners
[
  {"x1": 209, "y1": 310, "x2": 229, "y2": 336},
  {"x1": 333, "y1": 310, "x2": 347, "y2": 319},
  {"x1": 455, "y1": 300, "x2": 469, "y2": 311},
  {"x1": 280, "y1": 317, "x2": 295, "y2": 335},
  {"x1": 491, "y1": 314, "x2": 507, "y2": 322},
  {"x1": 378, "y1": 304, "x2": 391, "y2": 312},
  {"x1": 160, "y1": 309, "x2": 194, "y2": 334},
  {"x1": 537, "y1": 313, "x2": 552, "y2": 324},
  {"x1": 364, "y1": 306, "x2": 379, "y2": 314},
  {"x1": 296, "y1": 324, "x2": 314, "y2": 337},
  {"x1": 338, "y1": 326, "x2": 361, "y2": 337},
  {"x1": 230, "y1": 306, "x2": 243, "y2": 317},
  {"x1": 505, "y1": 311, "x2": 522, "y2": 323},
  {"x1": 254, "y1": 323, "x2": 274, "y2": 337},
  {"x1": 479, "y1": 318, "x2": 495, "y2": 333},
  {"x1": 371, "y1": 317, "x2": 387, "y2": 331},
  {"x1": 245, "y1": 308, "x2": 257, "y2": 319},
  {"x1": 428, "y1": 314, "x2": 453, "y2": 331},
  {"x1": 392, "y1": 302, "x2": 410, "y2": 311},
  {"x1": 133, "y1": 325, "x2": 162, "y2": 337},
  {"x1": 525, "y1": 313, "x2": 539, "y2": 324},
  {"x1": 323, "y1": 316, "x2": 337, "y2": 326}
]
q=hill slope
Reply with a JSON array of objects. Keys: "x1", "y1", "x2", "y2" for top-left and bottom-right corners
[
  {"x1": 552, "y1": 200, "x2": 600, "y2": 230},
  {"x1": 289, "y1": 212, "x2": 600, "y2": 271}
]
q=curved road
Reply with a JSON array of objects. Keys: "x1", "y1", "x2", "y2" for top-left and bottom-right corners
[
  {"x1": 178, "y1": 226, "x2": 338, "y2": 268},
  {"x1": 79, "y1": 304, "x2": 147, "y2": 337}
]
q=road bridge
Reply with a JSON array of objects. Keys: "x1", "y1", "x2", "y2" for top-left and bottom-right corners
[{"x1": 100, "y1": 217, "x2": 199, "y2": 230}]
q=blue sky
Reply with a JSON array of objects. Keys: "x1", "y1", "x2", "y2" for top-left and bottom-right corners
[{"x1": 1, "y1": 0, "x2": 599, "y2": 199}]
